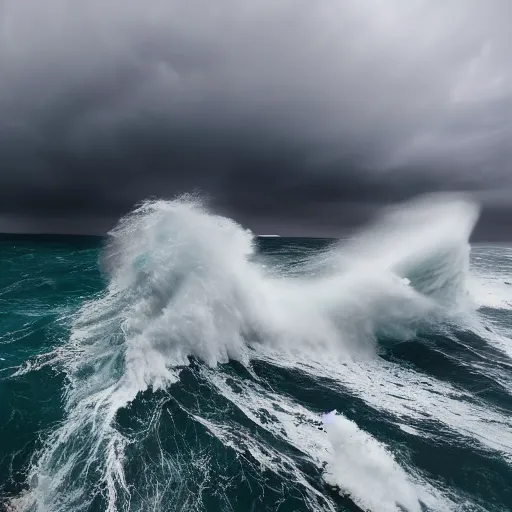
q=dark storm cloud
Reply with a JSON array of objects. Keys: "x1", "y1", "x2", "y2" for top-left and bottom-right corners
[{"x1": 0, "y1": 0, "x2": 511, "y2": 237}]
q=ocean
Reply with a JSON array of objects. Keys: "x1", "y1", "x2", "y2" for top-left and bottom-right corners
[{"x1": 1, "y1": 195, "x2": 511, "y2": 512}]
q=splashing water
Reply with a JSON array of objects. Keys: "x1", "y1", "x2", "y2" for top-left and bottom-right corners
[
  {"x1": 7, "y1": 192, "x2": 490, "y2": 512},
  {"x1": 321, "y1": 410, "x2": 421, "y2": 512}
]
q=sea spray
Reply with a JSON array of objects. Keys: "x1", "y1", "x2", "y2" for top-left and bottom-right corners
[
  {"x1": 9, "y1": 192, "x2": 480, "y2": 511},
  {"x1": 322, "y1": 411, "x2": 421, "y2": 512}
]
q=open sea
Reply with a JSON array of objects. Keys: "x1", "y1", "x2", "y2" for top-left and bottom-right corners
[{"x1": 1, "y1": 195, "x2": 511, "y2": 512}]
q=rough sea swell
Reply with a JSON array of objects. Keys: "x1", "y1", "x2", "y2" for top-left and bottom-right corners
[{"x1": 2, "y1": 194, "x2": 512, "y2": 512}]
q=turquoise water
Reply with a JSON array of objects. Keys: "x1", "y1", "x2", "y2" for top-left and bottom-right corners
[{"x1": 1, "y1": 198, "x2": 512, "y2": 512}]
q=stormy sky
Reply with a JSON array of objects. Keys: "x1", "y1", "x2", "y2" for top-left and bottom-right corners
[{"x1": 0, "y1": 0, "x2": 511, "y2": 239}]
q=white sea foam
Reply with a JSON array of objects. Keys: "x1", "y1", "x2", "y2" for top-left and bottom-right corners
[
  {"x1": 101, "y1": 192, "x2": 478, "y2": 368},
  {"x1": 11, "y1": 192, "x2": 483, "y2": 511},
  {"x1": 253, "y1": 347, "x2": 512, "y2": 460},
  {"x1": 322, "y1": 410, "x2": 421, "y2": 512},
  {"x1": 203, "y1": 368, "x2": 457, "y2": 512}
]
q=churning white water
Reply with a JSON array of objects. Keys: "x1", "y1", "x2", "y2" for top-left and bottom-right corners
[{"x1": 10, "y1": 193, "x2": 489, "y2": 512}]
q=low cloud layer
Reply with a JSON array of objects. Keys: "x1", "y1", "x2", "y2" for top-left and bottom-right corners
[{"x1": 0, "y1": 0, "x2": 511, "y2": 238}]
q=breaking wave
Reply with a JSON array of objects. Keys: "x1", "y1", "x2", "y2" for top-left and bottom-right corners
[{"x1": 9, "y1": 193, "x2": 484, "y2": 512}]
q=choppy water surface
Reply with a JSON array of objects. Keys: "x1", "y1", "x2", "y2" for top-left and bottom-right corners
[{"x1": 1, "y1": 195, "x2": 511, "y2": 511}]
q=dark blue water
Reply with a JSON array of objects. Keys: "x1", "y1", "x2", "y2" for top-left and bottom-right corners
[{"x1": 1, "y1": 206, "x2": 512, "y2": 512}]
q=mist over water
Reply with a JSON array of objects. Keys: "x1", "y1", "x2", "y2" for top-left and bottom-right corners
[{"x1": 2, "y1": 193, "x2": 512, "y2": 512}]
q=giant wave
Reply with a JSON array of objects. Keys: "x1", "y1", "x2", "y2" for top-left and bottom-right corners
[{"x1": 11, "y1": 192, "x2": 512, "y2": 512}]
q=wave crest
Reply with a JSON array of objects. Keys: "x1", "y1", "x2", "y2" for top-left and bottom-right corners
[{"x1": 104, "y1": 192, "x2": 480, "y2": 369}]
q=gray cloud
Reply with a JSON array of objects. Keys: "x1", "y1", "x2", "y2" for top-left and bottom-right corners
[{"x1": 0, "y1": 0, "x2": 511, "y2": 238}]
